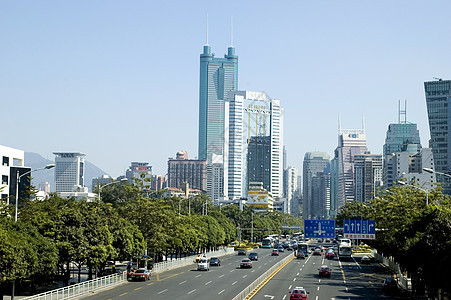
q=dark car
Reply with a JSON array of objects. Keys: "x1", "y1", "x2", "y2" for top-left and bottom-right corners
[
  {"x1": 237, "y1": 249, "x2": 246, "y2": 255},
  {"x1": 97, "y1": 268, "x2": 121, "y2": 277},
  {"x1": 271, "y1": 249, "x2": 279, "y2": 256},
  {"x1": 278, "y1": 247, "x2": 285, "y2": 253},
  {"x1": 382, "y1": 277, "x2": 398, "y2": 293},
  {"x1": 209, "y1": 257, "x2": 221, "y2": 266},
  {"x1": 248, "y1": 252, "x2": 259, "y2": 261},
  {"x1": 240, "y1": 258, "x2": 253, "y2": 269},
  {"x1": 318, "y1": 265, "x2": 331, "y2": 278},
  {"x1": 360, "y1": 255, "x2": 371, "y2": 264},
  {"x1": 313, "y1": 248, "x2": 321, "y2": 256},
  {"x1": 289, "y1": 286, "x2": 309, "y2": 300},
  {"x1": 296, "y1": 251, "x2": 305, "y2": 259}
]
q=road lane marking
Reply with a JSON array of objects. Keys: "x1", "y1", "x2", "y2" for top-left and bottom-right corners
[
  {"x1": 283, "y1": 295, "x2": 287, "y2": 300},
  {"x1": 119, "y1": 292, "x2": 128, "y2": 296},
  {"x1": 188, "y1": 289, "x2": 196, "y2": 294},
  {"x1": 230, "y1": 270, "x2": 234, "y2": 272},
  {"x1": 293, "y1": 278, "x2": 296, "y2": 281},
  {"x1": 195, "y1": 274, "x2": 201, "y2": 278},
  {"x1": 317, "y1": 286, "x2": 320, "y2": 291},
  {"x1": 352, "y1": 257, "x2": 362, "y2": 269},
  {"x1": 205, "y1": 280, "x2": 212, "y2": 285},
  {"x1": 218, "y1": 289, "x2": 225, "y2": 294},
  {"x1": 232, "y1": 281, "x2": 238, "y2": 285},
  {"x1": 316, "y1": 296, "x2": 319, "y2": 300},
  {"x1": 243, "y1": 275, "x2": 247, "y2": 278},
  {"x1": 146, "y1": 282, "x2": 154, "y2": 286},
  {"x1": 318, "y1": 279, "x2": 321, "y2": 283},
  {"x1": 251, "y1": 270, "x2": 255, "y2": 272},
  {"x1": 179, "y1": 280, "x2": 187, "y2": 285},
  {"x1": 289, "y1": 285, "x2": 292, "y2": 290},
  {"x1": 157, "y1": 289, "x2": 168, "y2": 295},
  {"x1": 297, "y1": 272, "x2": 299, "y2": 276},
  {"x1": 134, "y1": 287, "x2": 142, "y2": 291},
  {"x1": 219, "y1": 274, "x2": 224, "y2": 278}
]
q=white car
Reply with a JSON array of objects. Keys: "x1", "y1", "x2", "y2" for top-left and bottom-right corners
[{"x1": 197, "y1": 258, "x2": 210, "y2": 271}]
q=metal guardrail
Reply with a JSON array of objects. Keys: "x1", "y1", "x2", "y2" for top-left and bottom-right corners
[
  {"x1": 372, "y1": 250, "x2": 412, "y2": 290},
  {"x1": 21, "y1": 271, "x2": 128, "y2": 300},
  {"x1": 232, "y1": 254, "x2": 294, "y2": 300}
]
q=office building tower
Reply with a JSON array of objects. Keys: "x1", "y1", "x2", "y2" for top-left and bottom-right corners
[
  {"x1": 334, "y1": 123, "x2": 368, "y2": 208},
  {"x1": 0, "y1": 145, "x2": 30, "y2": 203},
  {"x1": 151, "y1": 174, "x2": 167, "y2": 191},
  {"x1": 303, "y1": 152, "x2": 330, "y2": 220},
  {"x1": 391, "y1": 149, "x2": 435, "y2": 191},
  {"x1": 284, "y1": 166, "x2": 298, "y2": 215},
  {"x1": 329, "y1": 156, "x2": 338, "y2": 217},
  {"x1": 198, "y1": 41, "x2": 238, "y2": 164},
  {"x1": 354, "y1": 152, "x2": 383, "y2": 202},
  {"x1": 168, "y1": 151, "x2": 207, "y2": 191},
  {"x1": 225, "y1": 91, "x2": 284, "y2": 199},
  {"x1": 206, "y1": 154, "x2": 224, "y2": 204},
  {"x1": 126, "y1": 162, "x2": 152, "y2": 186},
  {"x1": 38, "y1": 182, "x2": 51, "y2": 194},
  {"x1": 425, "y1": 79, "x2": 451, "y2": 194},
  {"x1": 383, "y1": 101, "x2": 422, "y2": 189},
  {"x1": 54, "y1": 152, "x2": 86, "y2": 193}
]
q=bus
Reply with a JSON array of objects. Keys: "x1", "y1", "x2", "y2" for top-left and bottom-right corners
[
  {"x1": 295, "y1": 242, "x2": 309, "y2": 257},
  {"x1": 338, "y1": 241, "x2": 352, "y2": 260},
  {"x1": 262, "y1": 237, "x2": 274, "y2": 248}
]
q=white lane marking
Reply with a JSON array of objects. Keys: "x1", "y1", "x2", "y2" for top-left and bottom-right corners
[
  {"x1": 315, "y1": 296, "x2": 319, "y2": 300},
  {"x1": 205, "y1": 280, "x2": 212, "y2": 285},
  {"x1": 288, "y1": 285, "x2": 292, "y2": 290},
  {"x1": 258, "y1": 266, "x2": 262, "y2": 269},
  {"x1": 297, "y1": 272, "x2": 299, "y2": 276},
  {"x1": 251, "y1": 270, "x2": 255, "y2": 272},
  {"x1": 264, "y1": 263, "x2": 268, "y2": 265},
  {"x1": 179, "y1": 280, "x2": 187, "y2": 285},
  {"x1": 317, "y1": 286, "x2": 320, "y2": 291},
  {"x1": 195, "y1": 274, "x2": 201, "y2": 278},
  {"x1": 188, "y1": 289, "x2": 196, "y2": 295},
  {"x1": 230, "y1": 270, "x2": 234, "y2": 272},
  {"x1": 319, "y1": 279, "x2": 321, "y2": 283},
  {"x1": 232, "y1": 281, "x2": 238, "y2": 285},
  {"x1": 243, "y1": 275, "x2": 247, "y2": 278},
  {"x1": 346, "y1": 287, "x2": 349, "y2": 292},
  {"x1": 157, "y1": 289, "x2": 168, "y2": 294},
  {"x1": 293, "y1": 278, "x2": 296, "y2": 281},
  {"x1": 218, "y1": 289, "x2": 225, "y2": 294},
  {"x1": 219, "y1": 275, "x2": 224, "y2": 278},
  {"x1": 352, "y1": 257, "x2": 362, "y2": 269},
  {"x1": 283, "y1": 295, "x2": 287, "y2": 300}
]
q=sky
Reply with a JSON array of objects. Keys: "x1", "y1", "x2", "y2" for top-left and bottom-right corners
[{"x1": 2, "y1": 1, "x2": 451, "y2": 178}]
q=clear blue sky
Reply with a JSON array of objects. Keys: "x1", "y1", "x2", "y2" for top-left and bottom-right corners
[{"x1": 2, "y1": 1, "x2": 450, "y2": 177}]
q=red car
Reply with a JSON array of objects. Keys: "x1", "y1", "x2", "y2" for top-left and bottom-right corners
[
  {"x1": 318, "y1": 265, "x2": 331, "y2": 277},
  {"x1": 130, "y1": 268, "x2": 151, "y2": 281},
  {"x1": 240, "y1": 259, "x2": 253, "y2": 268},
  {"x1": 271, "y1": 249, "x2": 279, "y2": 256},
  {"x1": 290, "y1": 286, "x2": 308, "y2": 299}
]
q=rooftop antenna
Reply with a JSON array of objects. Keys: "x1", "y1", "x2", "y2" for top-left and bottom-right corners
[
  {"x1": 362, "y1": 113, "x2": 366, "y2": 132},
  {"x1": 338, "y1": 114, "x2": 342, "y2": 133},
  {"x1": 230, "y1": 16, "x2": 233, "y2": 47},
  {"x1": 205, "y1": 14, "x2": 209, "y2": 46},
  {"x1": 398, "y1": 100, "x2": 407, "y2": 124}
]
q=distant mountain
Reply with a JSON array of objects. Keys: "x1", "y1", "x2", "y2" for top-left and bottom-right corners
[{"x1": 25, "y1": 152, "x2": 109, "y2": 192}]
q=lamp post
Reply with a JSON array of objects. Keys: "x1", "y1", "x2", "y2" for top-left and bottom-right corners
[
  {"x1": 398, "y1": 181, "x2": 428, "y2": 206},
  {"x1": 423, "y1": 167, "x2": 451, "y2": 178},
  {"x1": 15, "y1": 163, "x2": 55, "y2": 222},
  {"x1": 98, "y1": 178, "x2": 128, "y2": 201}
]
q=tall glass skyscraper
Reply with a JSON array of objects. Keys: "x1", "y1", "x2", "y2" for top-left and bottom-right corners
[
  {"x1": 303, "y1": 152, "x2": 330, "y2": 220},
  {"x1": 425, "y1": 79, "x2": 451, "y2": 194},
  {"x1": 198, "y1": 43, "x2": 238, "y2": 163}
]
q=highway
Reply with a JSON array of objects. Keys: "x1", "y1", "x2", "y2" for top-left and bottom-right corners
[
  {"x1": 82, "y1": 247, "x2": 292, "y2": 300},
  {"x1": 252, "y1": 242, "x2": 412, "y2": 299}
]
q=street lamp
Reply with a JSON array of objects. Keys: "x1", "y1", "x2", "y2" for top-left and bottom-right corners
[
  {"x1": 398, "y1": 181, "x2": 428, "y2": 205},
  {"x1": 15, "y1": 163, "x2": 55, "y2": 222},
  {"x1": 423, "y1": 167, "x2": 451, "y2": 178},
  {"x1": 98, "y1": 178, "x2": 128, "y2": 201}
]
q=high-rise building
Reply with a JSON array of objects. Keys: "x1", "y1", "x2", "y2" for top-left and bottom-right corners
[
  {"x1": 167, "y1": 151, "x2": 207, "y2": 191},
  {"x1": 354, "y1": 152, "x2": 383, "y2": 202},
  {"x1": 333, "y1": 124, "x2": 368, "y2": 208},
  {"x1": 425, "y1": 79, "x2": 451, "y2": 194},
  {"x1": 225, "y1": 91, "x2": 284, "y2": 199},
  {"x1": 198, "y1": 42, "x2": 238, "y2": 164},
  {"x1": 126, "y1": 162, "x2": 152, "y2": 186},
  {"x1": 54, "y1": 152, "x2": 86, "y2": 193},
  {"x1": 206, "y1": 154, "x2": 224, "y2": 204},
  {"x1": 383, "y1": 102, "x2": 422, "y2": 189},
  {"x1": 284, "y1": 166, "x2": 298, "y2": 215},
  {"x1": 329, "y1": 156, "x2": 338, "y2": 217},
  {"x1": 394, "y1": 149, "x2": 435, "y2": 191},
  {"x1": 303, "y1": 152, "x2": 330, "y2": 220}
]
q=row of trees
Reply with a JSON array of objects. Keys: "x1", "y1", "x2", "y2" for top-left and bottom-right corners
[
  {"x1": 0, "y1": 179, "x2": 302, "y2": 297},
  {"x1": 336, "y1": 184, "x2": 451, "y2": 298}
]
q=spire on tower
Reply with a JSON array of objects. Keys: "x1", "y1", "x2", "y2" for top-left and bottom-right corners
[
  {"x1": 205, "y1": 14, "x2": 209, "y2": 46},
  {"x1": 230, "y1": 16, "x2": 233, "y2": 47}
]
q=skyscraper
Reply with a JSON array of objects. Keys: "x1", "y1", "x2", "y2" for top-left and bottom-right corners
[
  {"x1": 333, "y1": 124, "x2": 368, "y2": 208},
  {"x1": 53, "y1": 152, "x2": 86, "y2": 193},
  {"x1": 425, "y1": 79, "x2": 451, "y2": 194},
  {"x1": 167, "y1": 151, "x2": 207, "y2": 191},
  {"x1": 354, "y1": 152, "x2": 383, "y2": 202},
  {"x1": 303, "y1": 152, "x2": 330, "y2": 220},
  {"x1": 198, "y1": 42, "x2": 238, "y2": 163}
]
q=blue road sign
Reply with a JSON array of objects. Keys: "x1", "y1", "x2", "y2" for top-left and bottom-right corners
[
  {"x1": 343, "y1": 220, "x2": 376, "y2": 239},
  {"x1": 304, "y1": 220, "x2": 335, "y2": 239}
]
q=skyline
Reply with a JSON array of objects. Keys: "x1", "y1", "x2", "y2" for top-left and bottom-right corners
[{"x1": 2, "y1": 1, "x2": 451, "y2": 178}]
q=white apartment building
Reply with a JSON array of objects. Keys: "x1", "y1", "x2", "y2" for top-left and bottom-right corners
[{"x1": 0, "y1": 145, "x2": 28, "y2": 202}]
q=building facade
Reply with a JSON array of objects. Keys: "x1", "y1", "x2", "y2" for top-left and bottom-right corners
[
  {"x1": 354, "y1": 153, "x2": 383, "y2": 202},
  {"x1": 125, "y1": 162, "x2": 152, "y2": 186},
  {"x1": 54, "y1": 152, "x2": 86, "y2": 193},
  {"x1": 303, "y1": 152, "x2": 330, "y2": 220},
  {"x1": 284, "y1": 166, "x2": 298, "y2": 215},
  {"x1": 167, "y1": 151, "x2": 207, "y2": 192},
  {"x1": 393, "y1": 149, "x2": 436, "y2": 191},
  {"x1": 425, "y1": 79, "x2": 451, "y2": 194},
  {"x1": 0, "y1": 145, "x2": 30, "y2": 203}
]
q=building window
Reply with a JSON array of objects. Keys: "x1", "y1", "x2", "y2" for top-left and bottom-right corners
[
  {"x1": 2, "y1": 156, "x2": 9, "y2": 166},
  {"x1": 2, "y1": 175, "x2": 8, "y2": 185},
  {"x1": 1, "y1": 194, "x2": 8, "y2": 199}
]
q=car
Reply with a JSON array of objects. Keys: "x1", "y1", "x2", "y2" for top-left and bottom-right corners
[
  {"x1": 287, "y1": 245, "x2": 293, "y2": 251},
  {"x1": 313, "y1": 248, "x2": 321, "y2": 256},
  {"x1": 240, "y1": 258, "x2": 253, "y2": 268},
  {"x1": 130, "y1": 268, "x2": 151, "y2": 281},
  {"x1": 194, "y1": 253, "x2": 207, "y2": 262},
  {"x1": 197, "y1": 258, "x2": 210, "y2": 271},
  {"x1": 237, "y1": 249, "x2": 247, "y2": 255},
  {"x1": 278, "y1": 247, "x2": 285, "y2": 253},
  {"x1": 271, "y1": 249, "x2": 279, "y2": 256},
  {"x1": 318, "y1": 238, "x2": 323, "y2": 243},
  {"x1": 289, "y1": 286, "x2": 309, "y2": 299},
  {"x1": 248, "y1": 252, "x2": 259, "y2": 261},
  {"x1": 209, "y1": 257, "x2": 221, "y2": 266},
  {"x1": 325, "y1": 249, "x2": 335, "y2": 259},
  {"x1": 382, "y1": 277, "x2": 398, "y2": 293},
  {"x1": 296, "y1": 251, "x2": 305, "y2": 259},
  {"x1": 318, "y1": 265, "x2": 331, "y2": 278},
  {"x1": 360, "y1": 255, "x2": 371, "y2": 264}
]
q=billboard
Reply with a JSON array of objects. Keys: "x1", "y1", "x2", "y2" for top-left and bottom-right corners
[{"x1": 247, "y1": 191, "x2": 269, "y2": 206}]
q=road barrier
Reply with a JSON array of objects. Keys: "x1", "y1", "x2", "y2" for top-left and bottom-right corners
[
  {"x1": 21, "y1": 271, "x2": 127, "y2": 300},
  {"x1": 372, "y1": 250, "x2": 412, "y2": 291},
  {"x1": 232, "y1": 254, "x2": 294, "y2": 300}
]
